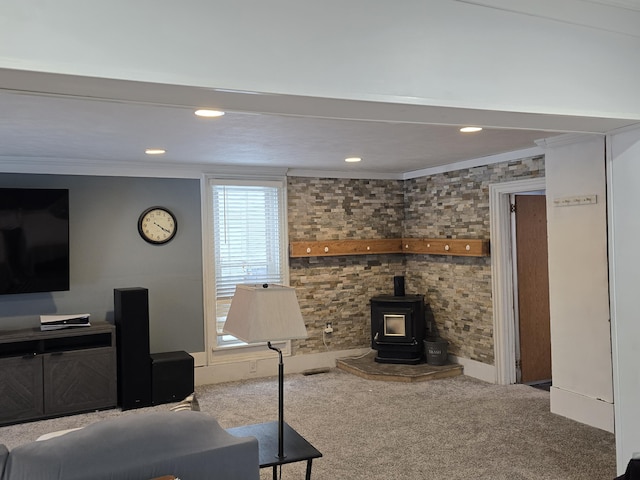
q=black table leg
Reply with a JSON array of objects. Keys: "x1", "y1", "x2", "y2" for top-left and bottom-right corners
[
  {"x1": 272, "y1": 465, "x2": 277, "y2": 480},
  {"x1": 305, "y1": 459, "x2": 313, "y2": 480}
]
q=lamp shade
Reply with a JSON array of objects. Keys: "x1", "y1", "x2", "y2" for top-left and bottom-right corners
[{"x1": 223, "y1": 284, "x2": 308, "y2": 344}]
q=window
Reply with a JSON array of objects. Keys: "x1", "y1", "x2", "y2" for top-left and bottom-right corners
[{"x1": 205, "y1": 177, "x2": 288, "y2": 350}]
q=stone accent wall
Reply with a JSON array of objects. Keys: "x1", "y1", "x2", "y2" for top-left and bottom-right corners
[
  {"x1": 287, "y1": 177, "x2": 404, "y2": 240},
  {"x1": 287, "y1": 155, "x2": 545, "y2": 362},
  {"x1": 288, "y1": 178, "x2": 405, "y2": 353},
  {"x1": 404, "y1": 156, "x2": 545, "y2": 364},
  {"x1": 406, "y1": 256, "x2": 493, "y2": 362},
  {"x1": 403, "y1": 156, "x2": 545, "y2": 238},
  {"x1": 291, "y1": 255, "x2": 405, "y2": 353}
]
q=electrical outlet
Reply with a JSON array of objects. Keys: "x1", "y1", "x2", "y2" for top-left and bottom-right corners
[
  {"x1": 324, "y1": 322, "x2": 333, "y2": 334},
  {"x1": 249, "y1": 360, "x2": 257, "y2": 373}
]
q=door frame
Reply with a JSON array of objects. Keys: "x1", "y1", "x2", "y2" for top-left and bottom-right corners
[
  {"x1": 490, "y1": 177, "x2": 546, "y2": 385},
  {"x1": 510, "y1": 193, "x2": 522, "y2": 383}
]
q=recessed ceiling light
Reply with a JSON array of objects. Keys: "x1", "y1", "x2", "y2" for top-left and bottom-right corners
[
  {"x1": 195, "y1": 109, "x2": 225, "y2": 118},
  {"x1": 145, "y1": 148, "x2": 166, "y2": 155},
  {"x1": 460, "y1": 126, "x2": 483, "y2": 133},
  {"x1": 345, "y1": 157, "x2": 362, "y2": 163}
]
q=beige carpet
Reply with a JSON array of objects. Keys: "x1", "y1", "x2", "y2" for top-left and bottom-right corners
[{"x1": 0, "y1": 368, "x2": 616, "y2": 480}]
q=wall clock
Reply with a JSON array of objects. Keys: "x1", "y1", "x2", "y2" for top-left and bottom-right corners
[{"x1": 137, "y1": 206, "x2": 177, "y2": 245}]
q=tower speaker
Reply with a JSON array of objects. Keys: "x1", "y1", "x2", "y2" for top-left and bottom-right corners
[{"x1": 114, "y1": 287, "x2": 152, "y2": 410}]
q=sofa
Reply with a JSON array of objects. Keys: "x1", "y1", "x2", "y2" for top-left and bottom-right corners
[
  {"x1": 616, "y1": 458, "x2": 640, "y2": 479},
  {"x1": 0, "y1": 411, "x2": 259, "y2": 480}
]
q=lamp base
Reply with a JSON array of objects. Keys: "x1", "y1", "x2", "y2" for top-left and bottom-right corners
[{"x1": 268, "y1": 342, "x2": 286, "y2": 460}]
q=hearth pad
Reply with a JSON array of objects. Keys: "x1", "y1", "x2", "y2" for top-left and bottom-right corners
[{"x1": 336, "y1": 351, "x2": 463, "y2": 382}]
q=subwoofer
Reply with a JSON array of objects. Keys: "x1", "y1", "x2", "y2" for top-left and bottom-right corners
[
  {"x1": 151, "y1": 351, "x2": 195, "y2": 405},
  {"x1": 114, "y1": 287, "x2": 152, "y2": 410}
]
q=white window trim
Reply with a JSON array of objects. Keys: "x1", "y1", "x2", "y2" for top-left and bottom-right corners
[{"x1": 201, "y1": 174, "x2": 291, "y2": 365}]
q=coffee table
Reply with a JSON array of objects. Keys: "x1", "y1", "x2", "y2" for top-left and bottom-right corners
[{"x1": 227, "y1": 421, "x2": 322, "y2": 480}]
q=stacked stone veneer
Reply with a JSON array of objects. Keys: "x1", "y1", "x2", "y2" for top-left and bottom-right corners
[
  {"x1": 404, "y1": 156, "x2": 544, "y2": 363},
  {"x1": 288, "y1": 178, "x2": 405, "y2": 353},
  {"x1": 288, "y1": 155, "x2": 545, "y2": 364}
]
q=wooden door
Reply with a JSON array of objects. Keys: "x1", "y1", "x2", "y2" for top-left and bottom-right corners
[{"x1": 515, "y1": 195, "x2": 551, "y2": 384}]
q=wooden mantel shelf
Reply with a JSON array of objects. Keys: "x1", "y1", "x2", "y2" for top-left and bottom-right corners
[
  {"x1": 401, "y1": 238, "x2": 489, "y2": 257},
  {"x1": 289, "y1": 238, "x2": 489, "y2": 258}
]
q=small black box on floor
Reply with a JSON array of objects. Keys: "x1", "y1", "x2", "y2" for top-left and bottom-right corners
[{"x1": 150, "y1": 351, "x2": 194, "y2": 405}]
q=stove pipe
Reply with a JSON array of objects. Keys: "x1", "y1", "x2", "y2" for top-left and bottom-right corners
[{"x1": 393, "y1": 276, "x2": 405, "y2": 297}]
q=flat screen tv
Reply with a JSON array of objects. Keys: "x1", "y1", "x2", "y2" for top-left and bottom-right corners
[{"x1": 0, "y1": 188, "x2": 70, "y2": 295}]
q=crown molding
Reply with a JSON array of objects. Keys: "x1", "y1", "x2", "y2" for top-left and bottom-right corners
[
  {"x1": 535, "y1": 132, "x2": 604, "y2": 149},
  {"x1": 285, "y1": 169, "x2": 403, "y2": 180},
  {"x1": 605, "y1": 122, "x2": 640, "y2": 137},
  {"x1": 0, "y1": 156, "x2": 288, "y2": 179},
  {"x1": 403, "y1": 145, "x2": 545, "y2": 180}
]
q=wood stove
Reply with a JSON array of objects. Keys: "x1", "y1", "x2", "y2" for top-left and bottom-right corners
[{"x1": 370, "y1": 294, "x2": 426, "y2": 364}]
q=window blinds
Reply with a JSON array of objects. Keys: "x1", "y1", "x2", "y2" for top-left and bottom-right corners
[{"x1": 211, "y1": 183, "x2": 285, "y2": 340}]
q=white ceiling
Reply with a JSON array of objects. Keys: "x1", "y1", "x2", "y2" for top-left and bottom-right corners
[
  {"x1": 0, "y1": 70, "x2": 637, "y2": 178},
  {"x1": 0, "y1": 89, "x2": 566, "y2": 176},
  {"x1": 1, "y1": 0, "x2": 639, "y2": 178}
]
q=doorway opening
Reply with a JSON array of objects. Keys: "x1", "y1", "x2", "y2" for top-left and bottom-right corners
[
  {"x1": 511, "y1": 193, "x2": 551, "y2": 389},
  {"x1": 490, "y1": 177, "x2": 548, "y2": 385}
]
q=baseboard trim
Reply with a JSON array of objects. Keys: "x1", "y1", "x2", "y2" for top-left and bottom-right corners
[
  {"x1": 550, "y1": 386, "x2": 614, "y2": 433},
  {"x1": 194, "y1": 349, "x2": 496, "y2": 386},
  {"x1": 190, "y1": 351, "x2": 206, "y2": 368},
  {"x1": 449, "y1": 355, "x2": 496, "y2": 383},
  {"x1": 195, "y1": 348, "x2": 496, "y2": 385},
  {"x1": 195, "y1": 348, "x2": 371, "y2": 385}
]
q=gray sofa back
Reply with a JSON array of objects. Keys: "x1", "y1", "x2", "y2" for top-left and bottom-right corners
[{"x1": 1, "y1": 411, "x2": 259, "y2": 480}]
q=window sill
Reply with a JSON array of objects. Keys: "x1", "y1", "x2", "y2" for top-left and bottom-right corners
[{"x1": 209, "y1": 339, "x2": 290, "y2": 365}]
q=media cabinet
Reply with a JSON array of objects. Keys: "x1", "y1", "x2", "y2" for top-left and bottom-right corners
[{"x1": 0, "y1": 320, "x2": 117, "y2": 426}]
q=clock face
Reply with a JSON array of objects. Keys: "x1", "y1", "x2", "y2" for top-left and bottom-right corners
[{"x1": 138, "y1": 207, "x2": 177, "y2": 244}]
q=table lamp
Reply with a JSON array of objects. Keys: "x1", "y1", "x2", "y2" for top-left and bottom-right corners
[{"x1": 223, "y1": 283, "x2": 308, "y2": 460}]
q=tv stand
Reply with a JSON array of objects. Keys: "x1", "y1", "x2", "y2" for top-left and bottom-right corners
[{"x1": 0, "y1": 320, "x2": 117, "y2": 426}]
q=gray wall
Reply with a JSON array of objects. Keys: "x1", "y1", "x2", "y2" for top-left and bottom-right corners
[{"x1": 0, "y1": 173, "x2": 204, "y2": 353}]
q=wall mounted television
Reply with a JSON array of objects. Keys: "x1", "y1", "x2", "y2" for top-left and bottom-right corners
[{"x1": 0, "y1": 188, "x2": 70, "y2": 295}]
